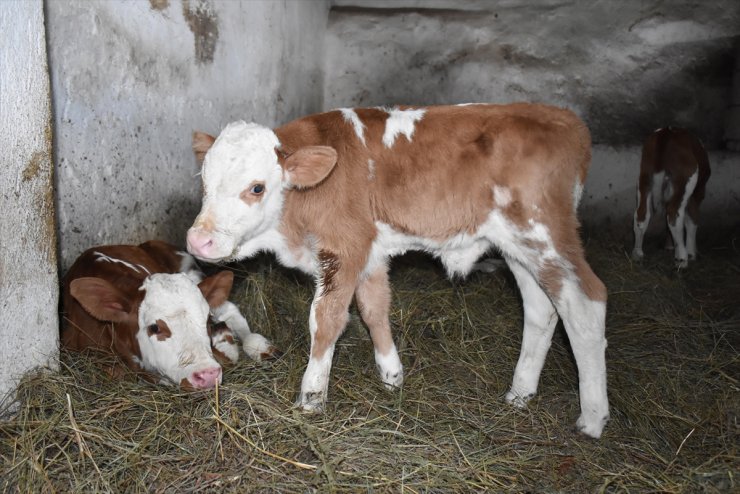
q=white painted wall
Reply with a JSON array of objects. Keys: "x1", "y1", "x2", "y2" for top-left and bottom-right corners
[
  {"x1": 0, "y1": 1, "x2": 59, "y2": 411},
  {"x1": 48, "y1": 0, "x2": 329, "y2": 270}
]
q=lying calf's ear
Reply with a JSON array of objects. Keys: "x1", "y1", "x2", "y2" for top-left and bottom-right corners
[
  {"x1": 198, "y1": 270, "x2": 234, "y2": 308},
  {"x1": 283, "y1": 146, "x2": 338, "y2": 189},
  {"x1": 192, "y1": 131, "x2": 216, "y2": 165},
  {"x1": 70, "y1": 277, "x2": 132, "y2": 323}
]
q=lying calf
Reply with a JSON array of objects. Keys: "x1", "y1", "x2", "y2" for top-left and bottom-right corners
[{"x1": 62, "y1": 240, "x2": 277, "y2": 389}]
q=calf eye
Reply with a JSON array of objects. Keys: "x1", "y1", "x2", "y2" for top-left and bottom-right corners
[
  {"x1": 250, "y1": 183, "x2": 265, "y2": 195},
  {"x1": 147, "y1": 324, "x2": 160, "y2": 336}
]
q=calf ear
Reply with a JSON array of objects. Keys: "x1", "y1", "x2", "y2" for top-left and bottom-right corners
[
  {"x1": 192, "y1": 131, "x2": 216, "y2": 164},
  {"x1": 70, "y1": 277, "x2": 132, "y2": 323},
  {"x1": 198, "y1": 270, "x2": 234, "y2": 308},
  {"x1": 283, "y1": 146, "x2": 338, "y2": 189}
]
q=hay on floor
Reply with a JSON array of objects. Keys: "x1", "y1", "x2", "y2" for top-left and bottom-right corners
[{"x1": 1, "y1": 230, "x2": 738, "y2": 492}]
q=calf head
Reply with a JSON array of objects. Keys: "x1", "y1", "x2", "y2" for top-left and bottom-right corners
[
  {"x1": 187, "y1": 121, "x2": 337, "y2": 262},
  {"x1": 70, "y1": 270, "x2": 235, "y2": 389}
]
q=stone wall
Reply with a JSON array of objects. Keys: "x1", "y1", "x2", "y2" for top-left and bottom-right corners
[{"x1": 48, "y1": 0, "x2": 329, "y2": 270}]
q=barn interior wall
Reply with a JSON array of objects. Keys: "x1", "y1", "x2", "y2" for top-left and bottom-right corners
[
  {"x1": 325, "y1": 1, "x2": 740, "y2": 232},
  {"x1": 0, "y1": 1, "x2": 59, "y2": 412},
  {"x1": 48, "y1": 0, "x2": 330, "y2": 271}
]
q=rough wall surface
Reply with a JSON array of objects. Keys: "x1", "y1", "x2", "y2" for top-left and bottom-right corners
[
  {"x1": 49, "y1": 0, "x2": 329, "y2": 271},
  {"x1": 0, "y1": 1, "x2": 59, "y2": 410},
  {"x1": 325, "y1": 0, "x2": 740, "y2": 229}
]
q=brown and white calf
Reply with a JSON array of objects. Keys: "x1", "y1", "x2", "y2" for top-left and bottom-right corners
[
  {"x1": 187, "y1": 103, "x2": 609, "y2": 437},
  {"x1": 632, "y1": 127, "x2": 711, "y2": 267},
  {"x1": 62, "y1": 240, "x2": 277, "y2": 389}
]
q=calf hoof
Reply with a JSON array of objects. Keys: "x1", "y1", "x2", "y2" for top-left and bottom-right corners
[
  {"x1": 575, "y1": 412, "x2": 609, "y2": 439},
  {"x1": 296, "y1": 391, "x2": 325, "y2": 413},
  {"x1": 378, "y1": 365, "x2": 404, "y2": 390},
  {"x1": 675, "y1": 258, "x2": 689, "y2": 269},
  {"x1": 243, "y1": 333, "x2": 280, "y2": 362},
  {"x1": 631, "y1": 249, "x2": 644, "y2": 261},
  {"x1": 504, "y1": 390, "x2": 534, "y2": 408}
]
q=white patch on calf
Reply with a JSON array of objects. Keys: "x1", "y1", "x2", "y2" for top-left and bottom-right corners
[
  {"x1": 382, "y1": 108, "x2": 426, "y2": 148},
  {"x1": 555, "y1": 275, "x2": 609, "y2": 438},
  {"x1": 93, "y1": 252, "x2": 151, "y2": 275},
  {"x1": 493, "y1": 185, "x2": 513, "y2": 208},
  {"x1": 210, "y1": 331, "x2": 239, "y2": 363},
  {"x1": 136, "y1": 273, "x2": 219, "y2": 386},
  {"x1": 298, "y1": 295, "x2": 335, "y2": 411},
  {"x1": 339, "y1": 108, "x2": 366, "y2": 145},
  {"x1": 368, "y1": 159, "x2": 376, "y2": 181},
  {"x1": 572, "y1": 181, "x2": 584, "y2": 210},
  {"x1": 375, "y1": 344, "x2": 403, "y2": 389}
]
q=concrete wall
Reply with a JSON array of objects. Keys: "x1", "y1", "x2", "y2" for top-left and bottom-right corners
[
  {"x1": 49, "y1": 0, "x2": 329, "y2": 271},
  {"x1": 0, "y1": 1, "x2": 59, "y2": 410},
  {"x1": 325, "y1": 1, "x2": 740, "y2": 231}
]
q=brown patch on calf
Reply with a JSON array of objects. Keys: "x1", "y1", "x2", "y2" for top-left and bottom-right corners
[
  {"x1": 318, "y1": 250, "x2": 340, "y2": 296},
  {"x1": 148, "y1": 319, "x2": 173, "y2": 341},
  {"x1": 239, "y1": 181, "x2": 266, "y2": 206}
]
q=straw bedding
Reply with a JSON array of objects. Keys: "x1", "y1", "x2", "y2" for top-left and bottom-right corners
[{"x1": 2, "y1": 229, "x2": 737, "y2": 492}]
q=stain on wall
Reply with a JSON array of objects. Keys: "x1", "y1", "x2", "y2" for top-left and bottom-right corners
[
  {"x1": 150, "y1": 0, "x2": 170, "y2": 11},
  {"x1": 182, "y1": 0, "x2": 219, "y2": 65}
]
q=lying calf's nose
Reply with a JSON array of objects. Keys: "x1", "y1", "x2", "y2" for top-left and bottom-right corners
[
  {"x1": 186, "y1": 230, "x2": 215, "y2": 258},
  {"x1": 189, "y1": 366, "x2": 222, "y2": 389}
]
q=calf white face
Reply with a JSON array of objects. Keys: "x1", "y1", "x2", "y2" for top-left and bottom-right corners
[
  {"x1": 188, "y1": 121, "x2": 285, "y2": 262},
  {"x1": 70, "y1": 270, "x2": 235, "y2": 389},
  {"x1": 136, "y1": 273, "x2": 222, "y2": 388},
  {"x1": 187, "y1": 121, "x2": 337, "y2": 262}
]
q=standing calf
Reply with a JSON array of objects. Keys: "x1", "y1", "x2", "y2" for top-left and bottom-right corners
[
  {"x1": 632, "y1": 127, "x2": 711, "y2": 267},
  {"x1": 187, "y1": 104, "x2": 610, "y2": 438},
  {"x1": 63, "y1": 240, "x2": 277, "y2": 389}
]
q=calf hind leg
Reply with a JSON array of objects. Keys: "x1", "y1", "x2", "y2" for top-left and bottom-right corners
[
  {"x1": 632, "y1": 176, "x2": 653, "y2": 260},
  {"x1": 666, "y1": 172, "x2": 698, "y2": 268},
  {"x1": 356, "y1": 266, "x2": 404, "y2": 389},
  {"x1": 505, "y1": 259, "x2": 559, "y2": 407},
  {"x1": 551, "y1": 260, "x2": 609, "y2": 438}
]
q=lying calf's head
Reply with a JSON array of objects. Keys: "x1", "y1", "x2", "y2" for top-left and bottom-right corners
[{"x1": 70, "y1": 270, "x2": 235, "y2": 389}]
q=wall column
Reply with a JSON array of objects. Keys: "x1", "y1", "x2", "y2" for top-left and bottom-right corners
[{"x1": 0, "y1": 0, "x2": 59, "y2": 411}]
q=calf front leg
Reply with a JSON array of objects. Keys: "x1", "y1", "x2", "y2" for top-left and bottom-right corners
[
  {"x1": 356, "y1": 265, "x2": 403, "y2": 389},
  {"x1": 297, "y1": 255, "x2": 357, "y2": 412},
  {"x1": 211, "y1": 301, "x2": 279, "y2": 361}
]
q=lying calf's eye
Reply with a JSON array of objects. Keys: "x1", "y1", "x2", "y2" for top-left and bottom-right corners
[
  {"x1": 147, "y1": 324, "x2": 160, "y2": 335},
  {"x1": 250, "y1": 183, "x2": 265, "y2": 195}
]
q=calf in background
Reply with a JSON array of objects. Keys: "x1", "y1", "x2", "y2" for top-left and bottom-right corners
[
  {"x1": 62, "y1": 240, "x2": 277, "y2": 389},
  {"x1": 632, "y1": 127, "x2": 711, "y2": 267}
]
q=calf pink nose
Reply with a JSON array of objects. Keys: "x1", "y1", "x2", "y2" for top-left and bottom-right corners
[
  {"x1": 189, "y1": 366, "x2": 222, "y2": 389},
  {"x1": 187, "y1": 230, "x2": 215, "y2": 258}
]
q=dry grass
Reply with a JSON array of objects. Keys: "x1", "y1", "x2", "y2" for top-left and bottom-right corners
[{"x1": 2, "y1": 229, "x2": 738, "y2": 493}]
